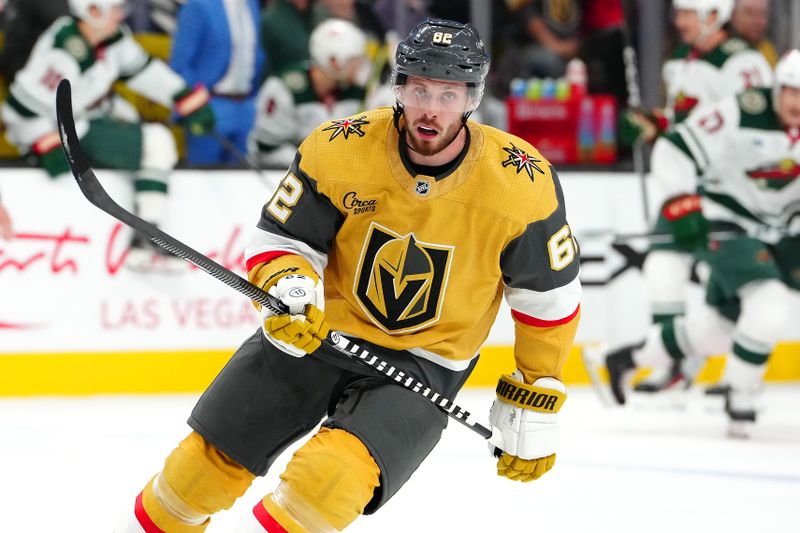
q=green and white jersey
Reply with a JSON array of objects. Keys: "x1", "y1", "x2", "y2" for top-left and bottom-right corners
[
  {"x1": 2, "y1": 16, "x2": 187, "y2": 149},
  {"x1": 249, "y1": 64, "x2": 366, "y2": 167},
  {"x1": 654, "y1": 88, "x2": 800, "y2": 243},
  {"x1": 663, "y1": 37, "x2": 773, "y2": 124}
]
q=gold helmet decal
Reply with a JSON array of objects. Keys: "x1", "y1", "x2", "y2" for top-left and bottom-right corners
[{"x1": 355, "y1": 222, "x2": 454, "y2": 333}]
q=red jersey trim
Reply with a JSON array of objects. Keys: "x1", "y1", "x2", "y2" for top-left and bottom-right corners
[
  {"x1": 134, "y1": 491, "x2": 165, "y2": 533},
  {"x1": 253, "y1": 501, "x2": 289, "y2": 532},
  {"x1": 512, "y1": 304, "x2": 580, "y2": 327},
  {"x1": 245, "y1": 250, "x2": 295, "y2": 272}
]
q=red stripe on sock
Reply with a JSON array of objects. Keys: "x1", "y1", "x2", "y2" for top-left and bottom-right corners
[
  {"x1": 253, "y1": 501, "x2": 290, "y2": 532},
  {"x1": 245, "y1": 250, "x2": 294, "y2": 272},
  {"x1": 512, "y1": 304, "x2": 580, "y2": 327},
  {"x1": 134, "y1": 491, "x2": 165, "y2": 533}
]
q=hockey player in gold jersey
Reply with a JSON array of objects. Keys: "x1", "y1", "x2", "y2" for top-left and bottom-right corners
[{"x1": 117, "y1": 19, "x2": 581, "y2": 532}]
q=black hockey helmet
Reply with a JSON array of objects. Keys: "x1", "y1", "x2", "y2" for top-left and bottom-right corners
[
  {"x1": 394, "y1": 19, "x2": 490, "y2": 85},
  {"x1": 392, "y1": 19, "x2": 490, "y2": 116}
]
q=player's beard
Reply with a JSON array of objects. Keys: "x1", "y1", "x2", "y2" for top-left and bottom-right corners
[{"x1": 406, "y1": 117, "x2": 464, "y2": 156}]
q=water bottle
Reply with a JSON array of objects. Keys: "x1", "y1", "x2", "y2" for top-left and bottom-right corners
[
  {"x1": 510, "y1": 78, "x2": 526, "y2": 98},
  {"x1": 596, "y1": 98, "x2": 617, "y2": 162},
  {"x1": 555, "y1": 77, "x2": 570, "y2": 101},
  {"x1": 526, "y1": 78, "x2": 543, "y2": 100},
  {"x1": 566, "y1": 58, "x2": 587, "y2": 99},
  {"x1": 578, "y1": 97, "x2": 595, "y2": 162},
  {"x1": 541, "y1": 77, "x2": 556, "y2": 99}
]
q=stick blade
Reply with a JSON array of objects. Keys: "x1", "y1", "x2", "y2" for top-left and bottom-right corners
[{"x1": 55, "y1": 79, "x2": 91, "y2": 179}]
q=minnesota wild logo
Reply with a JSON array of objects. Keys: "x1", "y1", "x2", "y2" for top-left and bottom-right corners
[
  {"x1": 322, "y1": 116, "x2": 369, "y2": 141},
  {"x1": 354, "y1": 222, "x2": 454, "y2": 333},
  {"x1": 746, "y1": 159, "x2": 800, "y2": 190},
  {"x1": 502, "y1": 143, "x2": 544, "y2": 180}
]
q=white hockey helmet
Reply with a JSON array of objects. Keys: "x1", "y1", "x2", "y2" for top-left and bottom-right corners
[
  {"x1": 69, "y1": 0, "x2": 127, "y2": 21},
  {"x1": 773, "y1": 49, "x2": 800, "y2": 109},
  {"x1": 673, "y1": 0, "x2": 734, "y2": 28},
  {"x1": 309, "y1": 19, "x2": 367, "y2": 80}
]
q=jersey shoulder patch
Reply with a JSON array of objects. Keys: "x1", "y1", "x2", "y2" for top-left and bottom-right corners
[
  {"x1": 300, "y1": 107, "x2": 390, "y2": 166},
  {"x1": 738, "y1": 88, "x2": 780, "y2": 131},
  {"x1": 472, "y1": 124, "x2": 558, "y2": 224},
  {"x1": 53, "y1": 18, "x2": 94, "y2": 71},
  {"x1": 703, "y1": 37, "x2": 753, "y2": 68},
  {"x1": 482, "y1": 125, "x2": 549, "y2": 183},
  {"x1": 277, "y1": 63, "x2": 314, "y2": 102},
  {"x1": 320, "y1": 114, "x2": 372, "y2": 141}
]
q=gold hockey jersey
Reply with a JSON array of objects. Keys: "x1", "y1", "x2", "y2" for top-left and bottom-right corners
[{"x1": 246, "y1": 107, "x2": 581, "y2": 382}]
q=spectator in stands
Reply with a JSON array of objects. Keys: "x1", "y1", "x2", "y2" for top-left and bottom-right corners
[
  {"x1": 260, "y1": 0, "x2": 315, "y2": 81},
  {"x1": 520, "y1": 0, "x2": 583, "y2": 79},
  {"x1": 317, "y1": 0, "x2": 386, "y2": 42},
  {"x1": 580, "y1": 0, "x2": 627, "y2": 106},
  {"x1": 0, "y1": 0, "x2": 68, "y2": 84},
  {"x1": 0, "y1": 193, "x2": 12, "y2": 240},
  {"x1": 492, "y1": 0, "x2": 583, "y2": 96},
  {"x1": 170, "y1": 0, "x2": 265, "y2": 165},
  {"x1": 731, "y1": 0, "x2": 778, "y2": 67},
  {"x1": 371, "y1": 0, "x2": 430, "y2": 37}
]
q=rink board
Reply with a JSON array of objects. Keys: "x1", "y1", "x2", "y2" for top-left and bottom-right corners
[{"x1": 1, "y1": 169, "x2": 798, "y2": 395}]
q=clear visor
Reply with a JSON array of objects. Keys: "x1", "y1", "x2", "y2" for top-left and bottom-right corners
[{"x1": 393, "y1": 77, "x2": 483, "y2": 113}]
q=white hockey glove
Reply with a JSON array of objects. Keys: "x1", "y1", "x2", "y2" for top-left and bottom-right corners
[
  {"x1": 261, "y1": 274, "x2": 328, "y2": 357},
  {"x1": 488, "y1": 371, "x2": 567, "y2": 482}
]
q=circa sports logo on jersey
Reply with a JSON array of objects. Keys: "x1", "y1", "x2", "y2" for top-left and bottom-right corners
[
  {"x1": 354, "y1": 222, "x2": 454, "y2": 334},
  {"x1": 322, "y1": 116, "x2": 370, "y2": 141},
  {"x1": 343, "y1": 191, "x2": 378, "y2": 215},
  {"x1": 501, "y1": 143, "x2": 544, "y2": 180}
]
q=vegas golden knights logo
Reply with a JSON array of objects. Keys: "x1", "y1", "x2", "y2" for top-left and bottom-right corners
[{"x1": 355, "y1": 222, "x2": 454, "y2": 333}]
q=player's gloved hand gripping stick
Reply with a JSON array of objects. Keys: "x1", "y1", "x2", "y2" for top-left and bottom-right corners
[{"x1": 55, "y1": 79, "x2": 500, "y2": 444}]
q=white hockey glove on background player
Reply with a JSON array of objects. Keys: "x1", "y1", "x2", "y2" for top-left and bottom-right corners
[
  {"x1": 488, "y1": 371, "x2": 567, "y2": 482},
  {"x1": 260, "y1": 273, "x2": 328, "y2": 357}
]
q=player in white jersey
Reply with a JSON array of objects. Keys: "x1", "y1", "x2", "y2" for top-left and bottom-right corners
[
  {"x1": 248, "y1": 18, "x2": 370, "y2": 168},
  {"x1": 1, "y1": 0, "x2": 214, "y2": 270},
  {"x1": 592, "y1": 50, "x2": 800, "y2": 437},
  {"x1": 609, "y1": 0, "x2": 774, "y2": 395}
]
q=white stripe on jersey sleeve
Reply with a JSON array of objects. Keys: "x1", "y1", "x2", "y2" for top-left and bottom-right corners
[
  {"x1": 503, "y1": 275, "x2": 581, "y2": 322},
  {"x1": 245, "y1": 229, "x2": 328, "y2": 275}
]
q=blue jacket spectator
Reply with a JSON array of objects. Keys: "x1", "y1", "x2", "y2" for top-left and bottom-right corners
[{"x1": 170, "y1": 0, "x2": 265, "y2": 165}]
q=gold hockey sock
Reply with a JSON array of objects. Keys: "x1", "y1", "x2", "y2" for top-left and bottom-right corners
[{"x1": 265, "y1": 427, "x2": 381, "y2": 531}]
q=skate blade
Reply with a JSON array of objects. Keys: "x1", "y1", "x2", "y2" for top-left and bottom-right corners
[
  {"x1": 727, "y1": 420, "x2": 754, "y2": 439},
  {"x1": 630, "y1": 387, "x2": 690, "y2": 411},
  {"x1": 703, "y1": 393, "x2": 728, "y2": 413},
  {"x1": 580, "y1": 343, "x2": 615, "y2": 407}
]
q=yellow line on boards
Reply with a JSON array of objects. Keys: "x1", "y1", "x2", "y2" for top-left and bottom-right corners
[{"x1": 1, "y1": 343, "x2": 799, "y2": 396}]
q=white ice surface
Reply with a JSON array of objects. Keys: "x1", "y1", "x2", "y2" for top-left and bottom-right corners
[{"x1": 1, "y1": 386, "x2": 799, "y2": 532}]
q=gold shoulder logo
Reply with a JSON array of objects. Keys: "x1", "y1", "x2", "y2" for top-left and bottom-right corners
[
  {"x1": 322, "y1": 116, "x2": 369, "y2": 141},
  {"x1": 354, "y1": 222, "x2": 454, "y2": 333},
  {"x1": 501, "y1": 143, "x2": 544, "y2": 180}
]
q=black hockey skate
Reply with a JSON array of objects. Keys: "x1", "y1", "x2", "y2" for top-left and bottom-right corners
[
  {"x1": 705, "y1": 383, "x2": 731, "y2": 397},
  {"x1": 632, "y1": 360, "x2": 687, "y2": 394},
  {"x1": 725, "y1": 387, "x2": 758, "y2": 439},
  {"x1": 605, "y1": 347, "x2": 636, "y2": 405}
]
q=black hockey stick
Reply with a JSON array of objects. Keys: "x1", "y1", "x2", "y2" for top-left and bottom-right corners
[
  {"x1": 56, "y1": 79, "x2": 496, "y2": 442},
  {"x1": 577, "y1": 229, "x2": 742, "y2": 244},
  {"x1": 209, "y1": 130, "x2": 265, "y2": 176},
  {"x1": 621, "y1": 0, "x2": 650, "y2": 225}
]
